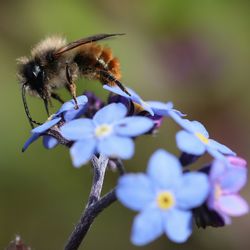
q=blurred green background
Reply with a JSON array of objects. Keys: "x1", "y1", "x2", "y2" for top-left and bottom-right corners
[{"x1": 0, "y1": 0, "x2": 249, "y2": 249}]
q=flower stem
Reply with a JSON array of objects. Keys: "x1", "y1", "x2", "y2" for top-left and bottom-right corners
[{"x1": 64, "y1": 154, "x2": 116, "y2": 250}]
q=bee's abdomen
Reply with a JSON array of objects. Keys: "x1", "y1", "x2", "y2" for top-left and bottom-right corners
[{"x1": 74, "y1": 43, "x2": 121, "y2": 83}]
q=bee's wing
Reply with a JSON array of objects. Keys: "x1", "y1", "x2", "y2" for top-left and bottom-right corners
[{"x1": 54, "y1": 33, "x2": 125, "y2": 56}]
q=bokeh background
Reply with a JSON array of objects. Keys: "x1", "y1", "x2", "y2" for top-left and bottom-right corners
[{"x1": 0, "y1": 0, "x2": 249, "y2": 249}]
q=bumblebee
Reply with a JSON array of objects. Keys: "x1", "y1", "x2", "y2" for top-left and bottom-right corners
[{"x1": 17, "y1": 33, "x2": 129, "y2": 128}]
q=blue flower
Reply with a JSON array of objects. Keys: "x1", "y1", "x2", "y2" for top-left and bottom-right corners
[
  {"x1": 175, "y1": 119, "x2": 235, "y2": 159},
  {"x1": 22, "y1": 95, "x2": 88, "y2": 151},
  {"x1": 60, "y1": 103, "x2": 154, "y2": 167},
  {"x1": 144, "y1": 101, "x2": 185, "y2": 129},
  {"x1": 22, "y1": 117, "x2": 61, "y2": 152},
  {"x1": 116, "y1": 149, "x2": 209, "y2": 245},
  {"x1": 103, "y1": 85, "x2": 154, "y2": 115},
  {"x1": 104, "y1": 85, "x2": 185, "y2": 126},
  {"x1": 55, "y1": 95, "x2": 88, "y2": 121}
]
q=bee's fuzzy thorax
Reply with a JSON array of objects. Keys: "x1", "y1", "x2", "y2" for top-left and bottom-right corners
[{"x1": 31, "y1": 36, "x2": 67, "y2": 57}]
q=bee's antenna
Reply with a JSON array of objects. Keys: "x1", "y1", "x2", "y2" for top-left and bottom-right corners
[
  {"x1": 43, "y1": 98, "x2": 50, "y2": 117},
  {"x1": 22, "y1": 84, "x2": 41, "y2": 129}
]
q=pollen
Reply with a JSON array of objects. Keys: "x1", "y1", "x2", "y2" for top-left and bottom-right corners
[
  {"x1": 156, "y1": 191, "x2": 175, "y2": 210},
  {"x1": 195, "y1": 132, "x2": 209, "y2": 144},
  {"x1": 95, "y1": 124, "x2": 112, "y2": 138}
]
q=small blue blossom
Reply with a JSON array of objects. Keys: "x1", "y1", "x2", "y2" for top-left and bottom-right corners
[
  {"x1": 22, "y1": 95, "x2": 88, "y2": 151},
  {"x1": 144, "y1": 101, "x2": 186, "y2": 129},
  {"x1": 116, "y1": 149, "x2": 209, "y2": 245},
  {"x1": 55, "y1": 95, "x2": 88, "y2": 121},
  {"x1": 103, "y1": 85, "x2": 154, "y2": 115},
  {"x1": 175, "y1": 119, "x2": 235, "y2": 159},
  {"x1": 104, "y1": 85, "x2": 185, "y2": 127},
  {"x1": 60, "y1": 103, "x2": 154, "y2": 167},
  {"x1": 22, "y1": 117, "x2": 61, "y2": 152}
]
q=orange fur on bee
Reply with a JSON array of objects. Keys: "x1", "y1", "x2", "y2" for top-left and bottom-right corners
[
  {"x1": 108, "y1": 57, "x2": 121, "y2": 80},
  {"x1": 100, "y1": 47, "x2": 113, "y2": 63}
]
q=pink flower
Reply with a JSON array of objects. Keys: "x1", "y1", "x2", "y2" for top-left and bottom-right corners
[{"x1": 207, "y1": 156, "x2": 249, "y2": 224}]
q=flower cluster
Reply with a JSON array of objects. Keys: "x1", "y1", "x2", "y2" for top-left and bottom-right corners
[{"x1": 22, "y1": 85, "x2": 248, "y2": 246}]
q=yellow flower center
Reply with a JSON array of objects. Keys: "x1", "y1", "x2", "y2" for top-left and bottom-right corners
[
  {"x1": 156, "y1": 191, "x2": 175, "y2": 210},
  {"x1": 214, "y1": 184, "x2": 222, "y2": 200},
  {"x1": 195, "y1": 132, "x2": 209, "y2": 144},
  {"x1": 95, "y1": 124, "x2": 112, "y2": 138}
]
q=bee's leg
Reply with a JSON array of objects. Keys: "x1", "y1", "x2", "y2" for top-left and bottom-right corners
[
  {"x1": 98, "y1": 69, "x2": 131, "y2": 96},
  {"x1": 66, "y1": 63, "x2": 79, "y2": 109},
  {"x1": 51, "y1": 92, "x2": 65, "y2": 104}
]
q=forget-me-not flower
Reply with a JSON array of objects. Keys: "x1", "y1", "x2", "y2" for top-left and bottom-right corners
[
  {"x1": 22, "y1": 95, "x2": 88, "y2": 151},
  {"x1": 176, "y1": 119, "x2": 235, "y2": 159},
  {"x1": 116, "y1": 149, "x2": 209, "y2": 245},
  {"x1": 60, "y1": 103, "x2": 154, "y2": 167},
  {"x1": 103, "y1": 85, "x2": 154, "y2": 115},
  {"x1": 207, "y1": 156, "x2": 249, "y2": 224}
]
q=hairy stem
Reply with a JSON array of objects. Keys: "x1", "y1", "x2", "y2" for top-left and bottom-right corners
[
  {"x1": 87, "y1": 155, "x2": 109, "y2": 206},
  {"x1": 64, "y1": 155, "x2": 116, "y2": 250}
]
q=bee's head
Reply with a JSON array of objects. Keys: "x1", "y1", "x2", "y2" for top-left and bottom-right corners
[{"x1": 17, "y1": 57, "x2": 47, "y2": 99}]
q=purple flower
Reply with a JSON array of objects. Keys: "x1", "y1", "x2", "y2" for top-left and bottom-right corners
[
  {"x1": 103, "y1": 85, "x2": 154, "y2": 115},
  {"x1": 60, "y1": 103, "x2": 154, "y2": 167},
  {"x1": 22, "y1": 95, "x2": 88, "y2": 151},
  {"x1": 83, "y1": 91, "x2": 105, "y2": 118},
  {"x1": 207, "y1": 157, "x2": 249, "y2": 224},
  {"x1": 116, "y1": 149, "x2": 209, "y2": 245},
  {"x1": 176, "y1": 119, "x2": 235, "y2": 159}
]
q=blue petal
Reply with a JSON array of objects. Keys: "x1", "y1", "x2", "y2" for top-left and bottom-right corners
[
  {"x1": 56, "y1": 95, "x2": 88, "y2": 115},
  {"x1": 191, "y1": 121, "x2": 209, "y2": 137},
  {"x1": 104, "y1": 84, "x2": 130, "y2": 98},
  {"x1": 31, "y1": 117, "x2": 61, "y2": 134},
  {"x1": 147, "y1": 149, "x2": 182, "y2": 189},
  {"x1": 207, "y1": 147, "x2": 227, "y2": 160},
  {"x1": 146, "y1": 101, "x2": 173, "y2": 116},
  {"x1": 63, "y1": 107, "x2": 86, "y2": 122},
  {"x1": 171, "y1": 116, "x2": 193, "y2": 131},
  {"x1": 131, "y1": 207, "x2": 164, "y2": 246},
  {"x1": 97, "y1": 136, "x2": 134, "y2": 159},
  {"x1": 114, "y1": 117, "x2": 154, "y2": 137},
  {"x1": 176, "y1": 131, "x2": 206, "y2": 155},
  {"x1": 116, "y1": 174, "x2": 155, "y2": 211},
  {"x1": 93, "y1": 103, "x2": 127, "y2": 125},
  {"x1": 60, "y1": 119, "x2": 94, "y2": 140},
  {"x1": 22, "y1": 133, "x2": 40, "y2": 152},
  {"x1": 209, "y1": 139, "x2": 236, "y2": 156},
  {"x1": 43, "y1": 136, "x2": 58, "y2": 149},
  {"x1": 70, "y1": 139, "x2": 96, "y2": 167},
  {"x1": 104, "y1": 85, "x2": 154, "y2": 115},
  {"x1": 175, "y1": 172, "x2": 210, "y2": 209},
  {"x1": 164, "y1": 209, "x2": 192, "y2": 243}
]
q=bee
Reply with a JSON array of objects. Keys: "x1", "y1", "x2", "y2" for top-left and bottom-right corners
[{"x1": 17, "y1": 33, "x2": 130, "y2": 128}]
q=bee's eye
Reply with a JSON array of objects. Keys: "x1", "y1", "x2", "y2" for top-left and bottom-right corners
[{"x1": 33, "y1": 65, "x2": 41, "y2": 77}]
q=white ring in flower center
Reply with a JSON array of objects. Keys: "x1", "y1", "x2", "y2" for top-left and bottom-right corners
[{"x1": 95, "y1": 124, "x2": 113, "y2": 138}]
